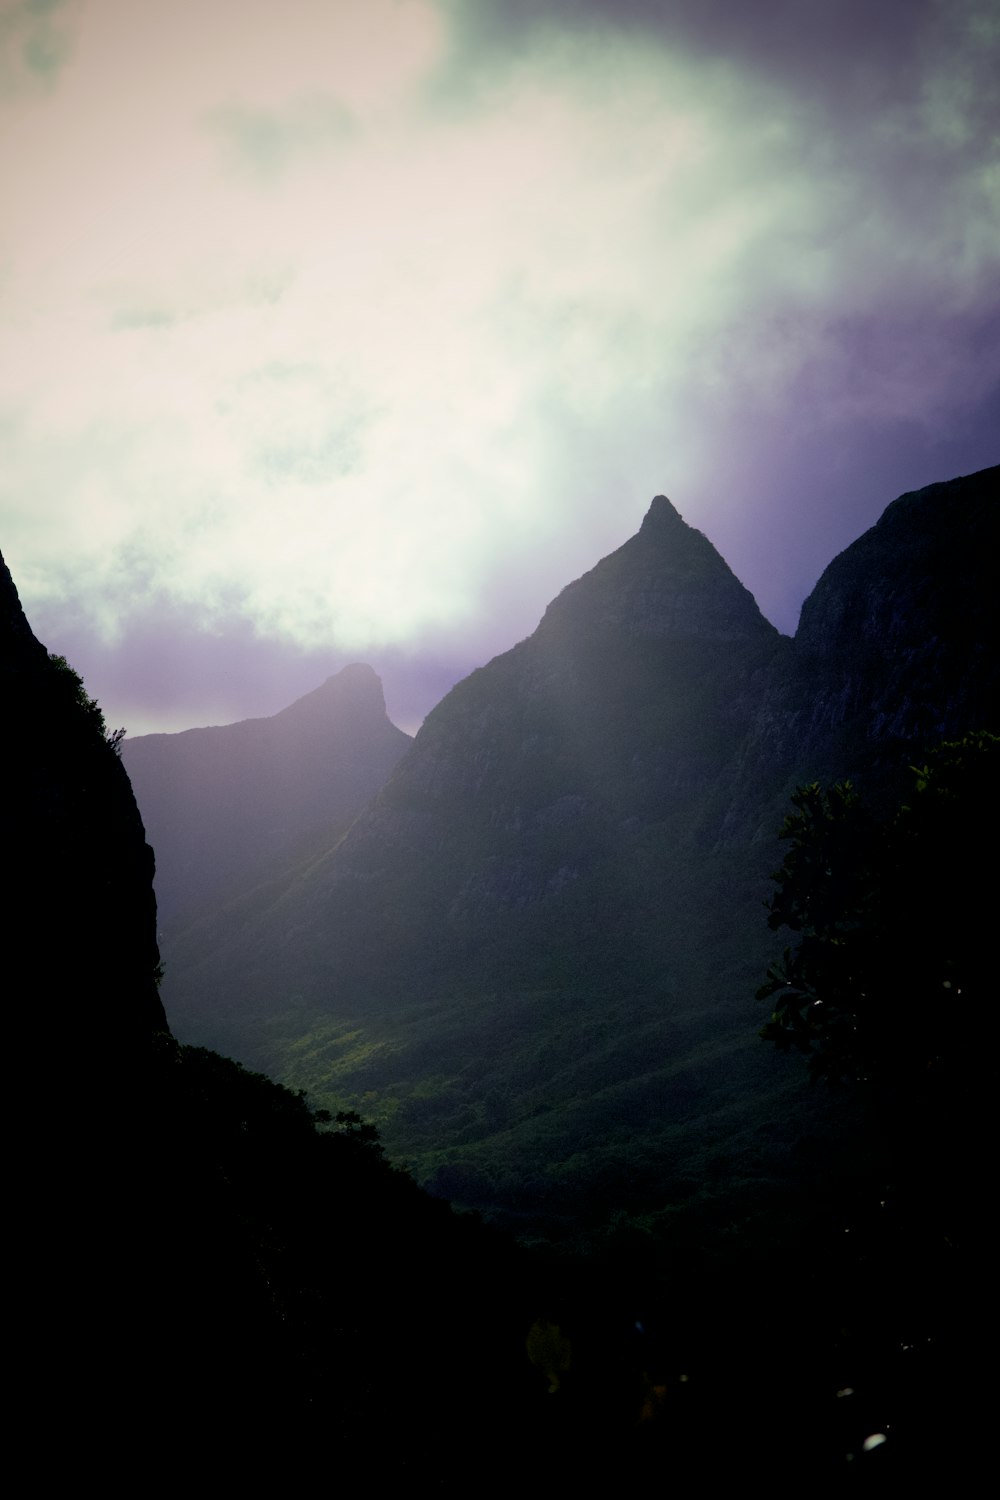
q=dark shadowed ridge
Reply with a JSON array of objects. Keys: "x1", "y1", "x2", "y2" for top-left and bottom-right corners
[
  {"x1": 2, "y1": 545, "x2": 171, "y2": 1469},
  {"x1": 1, "y1": 547, "x2": 165, "y2": 1044},
  {"x1": 791, "y1": 468, "x2": 999, "y2": 761},
  {"x1": 0, "y1": 548, "x2": 547, "y2": 1486}
]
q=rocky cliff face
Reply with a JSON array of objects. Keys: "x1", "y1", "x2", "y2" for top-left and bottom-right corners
[{"x1": 124, "y1": 662, "x2": 412, "y2": 925}]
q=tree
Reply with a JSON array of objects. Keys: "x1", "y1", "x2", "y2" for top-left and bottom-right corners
[
  {"x1": 48, "y1": 651, "x2": 126, "y2": 751},
  {"x1": 758, "y1": 733, "x2": 998, "y2": 1103}
]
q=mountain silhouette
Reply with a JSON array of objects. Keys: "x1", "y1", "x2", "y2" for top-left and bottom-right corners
[
  {"x1": 0, "y1": 549, "x2": 544, "y2": 1483},
  {"x1": 151, "y1": 467, "x2": 998, "y2": 1229},
  {"x1": 124, "y1": 662, "x2": 411, "y2": 925}
]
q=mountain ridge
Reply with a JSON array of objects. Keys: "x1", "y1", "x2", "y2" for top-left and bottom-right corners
[
  {"x1": 123, "y1": 661, "x2": 412, "y2": 925},
  {"x1": 141, "y1": 465, "x2": 999, "y2": 1229}
]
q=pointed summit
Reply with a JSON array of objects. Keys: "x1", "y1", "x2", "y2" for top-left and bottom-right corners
[
  {"x1": 639, "y1": 493, "x2": 687, "y2": 532},
  {"x1": 538, "y1": 494, "x2": 777, "y2": 645},
  {"x1": 275, "y1": 662, "x2": 391, "y2": 733},
  {"x1": 164, "y1": 485, "x2": 789, "y2": 1069},
  {"x1": 123, "y1": 664, "x2": 411, "y2": 925}
]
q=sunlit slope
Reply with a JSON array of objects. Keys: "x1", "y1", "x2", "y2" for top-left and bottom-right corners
[{"x1": 160, "y1": 469, "x2": 999, "y2": 1227}]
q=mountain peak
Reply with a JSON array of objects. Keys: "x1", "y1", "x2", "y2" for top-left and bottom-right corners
[
  {"x1": 122, "y1": 661, "x2": 411, "y2": 926},
  {"x1": 639, "y1": 493, "x2": 686, "y2": 532},
  {"x1": 537, "y1": 494, "x2": 777, "y2": 646},
  {"x1": 327, "y1": 662, "x2": 379, "y2": 687},
  {"x1": 275, "y1": 662, "x2": 391, "y2": 727}
]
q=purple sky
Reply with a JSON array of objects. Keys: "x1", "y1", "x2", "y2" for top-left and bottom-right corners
[{"x1": 2, "y1": 0, "x2": 997, "y2": 735}]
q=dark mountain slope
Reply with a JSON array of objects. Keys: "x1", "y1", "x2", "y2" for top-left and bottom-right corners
[
  {"x1": 0, "y1": 552, "x2": 551, "y2": 1482},
  {"x1": 536, "y1": 491, "x2": 777, "y2": 643},
  {"x1": 792, "y1": 467, "x2": 999, "y2": 769},
  {"x1": 2, "y1": 550, "x2": 164, "y2": 1050},
  {"x1": 163, "y1": 498, "x2": 787, "y2": 1041},
  {"x1": 3, "y1": 548, "x2": 170, "y2": 1466},
  {"x1": 124, "y1": 662, "x2": 411, "y2": 924},
  {"x1": 159, "y1": 499, "x2": 796, "y2": 1225},
  {"x1": 159, "y1": 467, "x2": 998, "y2": 1232},
  {"x1": 4, "y1": 500, "x2": 986, "y2": 1488},
  {"x1": 723, "y1": 464, "x2": 1000, "y2": 825}
]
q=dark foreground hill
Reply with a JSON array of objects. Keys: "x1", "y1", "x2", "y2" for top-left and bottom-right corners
[
  {"x1": 0, "y1": 549, "x2": 561, "y2": 1483},
  {"x1": 158, "y1": 466, "x2": 999, "y2": 1239},
  {"x1": 0, "y1": 550, "x2": 539, "y2": 1479}
]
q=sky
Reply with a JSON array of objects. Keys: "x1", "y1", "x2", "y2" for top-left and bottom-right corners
[{"x1": 2, "y1": 0, "x2": 998, "y2": 736}]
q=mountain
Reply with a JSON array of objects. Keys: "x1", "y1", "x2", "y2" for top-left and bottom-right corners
[
  {"x1": 2, "y1": 548, "x2": 171, "y2": 1465},
  {"x1": 158, "y1": 467, "x2": 998, "y2": 1233},
  {"x1": 792, "y1": 469, "x2": 999, "y2": 764},
  {"x1": 167, "y1": 494, "x2": 783, "y2": 994},
  {"x1": 123, "y1": 663, "x2": 411, "y2": 925},
  {"x1": 1, "y1": 550, "x2": 164, "y2": 1054},
  {"x1": 5, "y1": 470, "x2": 993, "y2": 1481},
  {"x1": 0, "y1": 550, "x2": 549, "y2": 1482}
]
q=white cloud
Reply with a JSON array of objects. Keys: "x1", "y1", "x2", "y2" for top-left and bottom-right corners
[{"x1": 2, "y1": 0, "x2": 996, "y2": 669}]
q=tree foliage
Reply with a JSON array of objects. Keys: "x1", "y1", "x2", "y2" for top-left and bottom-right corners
[
  {"x1": 759, "y1": 733, "x2": 998, "y2": 1098},
  {"x1": 48, "y1": 651, "x2": 126, "y2": 752}
]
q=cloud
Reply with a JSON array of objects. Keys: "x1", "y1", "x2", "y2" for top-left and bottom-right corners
[
  {"x1": 2, "y1": 0, "x2": 997, "y2": 734},
  {"x1": 440, "y1": 1, "x2": 989, "y2": 121},
  {"x1": 0, "y1": 0, "x2": 79, "y2": 95},
  {"x1": 207, "y1": 96, "x2": 355, "y2": 181}
]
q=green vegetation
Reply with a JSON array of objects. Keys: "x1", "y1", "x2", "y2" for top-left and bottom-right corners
[{"x1": 48, "y1": 651, "x2": 126, "y2": 752}]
